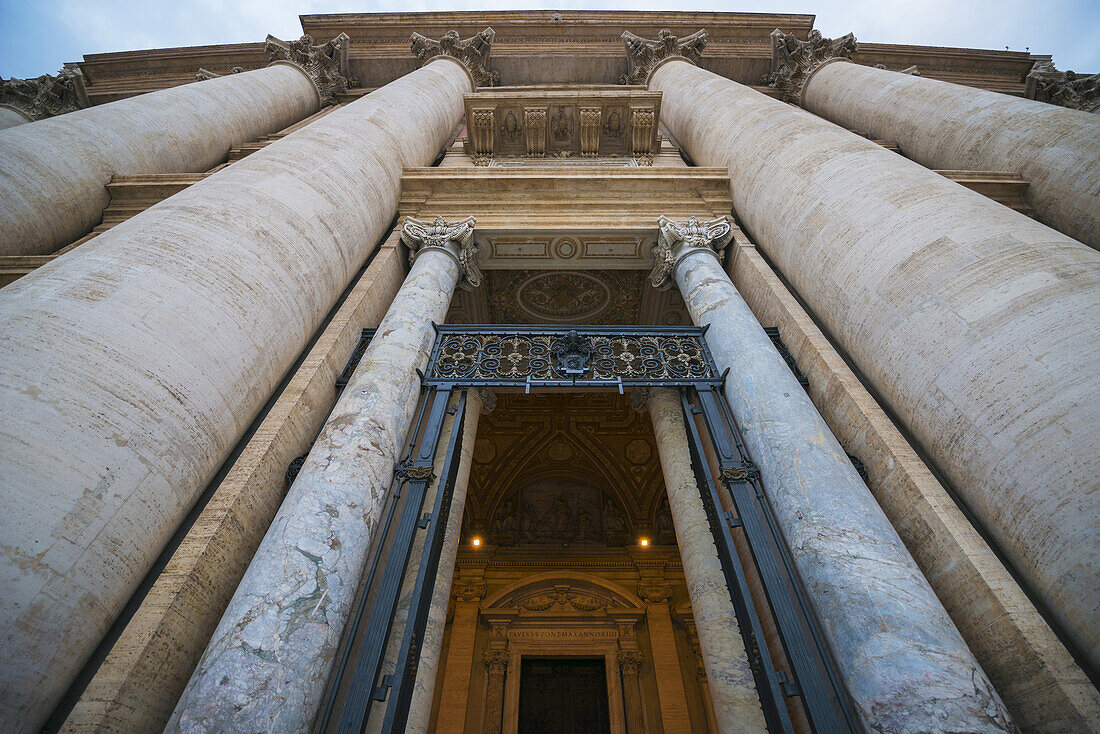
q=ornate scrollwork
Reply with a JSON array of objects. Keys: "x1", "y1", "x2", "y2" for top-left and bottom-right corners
[
  {"x1": 617, "y1": 649, "x2": 645, "y2": 674},
  {"x1": 410, "y1": 28, "x2": 499, "y2": 88},
  {"x1": 637, "y1": 579, "x2": 673, "y2": 604},
  {"x1": 400, "y1": 215, "x2": 481, "y2": 291},
  {"x1": 761, "y1": 29, "x2": 858, "y2": 104},
  {"x1": 395, "y1": 460, "x2": 436, "y2": 483},
  {"x1": 483, "y1": 649, "x2": 510, "y2": 675},
  {"x1": 0, "y1": 68, "x2": 89, "y2": 121},
  {"x1": 719, "y1": 460, "x2": 761, "y2": 484},
  {"x1": 1026, "y1": 61, "x2": 1099, "y2": 113},
  {"x1": 620, "y1": 28, "x2": 708, "y2": 85},
  {"x1": 265, "y1": 33, "x2": 352, "y2": 106},
  {"x1": 651, "y1": 215, "x2": 734, "y2": 290},
  {"x1": 426, "y1": 327, "x2": 718, "y2": 385},
  {"x1": 551, "y1": 330, "x2": 595, "y2": 376},
  {"x1": 453, "y1": 580, "x2": 487, "y2": 602}
]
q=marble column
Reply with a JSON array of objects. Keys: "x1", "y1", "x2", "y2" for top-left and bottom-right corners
[
  {"x1": 0, "y1": 39, "x2": 482, "y2": 732},
  {"x1": 0, "y1": 105, "x2": 32, "y2": 130},
  {"x1": 482, "y1": 650, "x2": 509, "y2": 734},
  {"x1": 648, "y1": 215, "x2": 1013, "y2": 731},
  {"x1": 766, "y1": 30, "x2": 1100, "y2": 249},
  {"x1": 166, "y1": 215, "x2": 480, "y2": 731},
  {"x1": 637, "y1": 29, "x2": 1100, "y2": 678},
  {"x1": 641, "y1": 387, "x2": 766, "y2": 734},
  {"x1": 406, "y1": 390, "x2": 485, "y2": 734},
  {"x1": 0, "y1": 34, "x2": 350, "y2": 257}
]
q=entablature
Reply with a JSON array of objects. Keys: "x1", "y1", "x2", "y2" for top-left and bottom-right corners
[{"x1": 398, "y1": 166, "x2": 732, "y2": 271}]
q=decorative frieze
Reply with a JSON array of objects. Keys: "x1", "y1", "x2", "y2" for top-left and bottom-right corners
[
  {"x1": 264, "y1": 32, "x2": 352, "y2": 105},
  {"x1": 400, "y1": 215, "x2": 481, "y2": 290},
  {"x1": 761, "y1": 29, "x2": 858, "y2": 104},
  {"x1": 411, "y1": 27, "x2": 498, "y2": 88},
  {"x1": 1025, "y1": 61, "x2": 1099, "y2": 113},
  {"x1": 621, "y1": 28, "x2": 708, "y2": 85},
  {"x1": 0, "y1": 67, "x2": 89, "y2": 121},
  {"x1": 650, "y1": 215, "x2": 734, "y2": 289}
]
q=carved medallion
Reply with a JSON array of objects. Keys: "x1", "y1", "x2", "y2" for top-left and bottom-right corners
[{"x1": 515, "y1": 271, "x2": 612, "y2": 322}]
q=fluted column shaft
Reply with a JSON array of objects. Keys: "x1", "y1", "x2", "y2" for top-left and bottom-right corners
[
  {"x1": 802, "y1": 61, "x2": 1100, "y2": 249},
  {"x1": 169, "y1": 234, "x2": 465, "y2": 730},
  {"x1": 0, "y1": 57, "x2": 470, "y2": 733},
  {"x1": 0, "y1": 64, "x2": 320, "y2": 255},
  {"x1": 663, "y1": 236, "x2": 1012, "y2": 730},
  {"x1": 646, "y1": 388, "x2": 766, "y2": 734},
  {"x1": 651, "y1": 57, "x2": 1100, "y2": 675},
  {"x1": 406, "y1": 391, "x2": 482, "y2": 734}
]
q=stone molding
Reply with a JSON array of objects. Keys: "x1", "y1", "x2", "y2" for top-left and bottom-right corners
[
  {"x1": 400, "y1": 215, "x2": 482, "y2": 290},
  {"x1": 761, "y1": 28, "x2": 858, "y2": 105},
  {"x1": 1025, "y1": 60, "x2": 1099, "y2": 113},
  {"x1": 264, "y1": 32, "x2": 352, "y2": 106},
  {"x1": 620, "y1": 28, "x2": 708, "y2": 85},
  {"x1": 410, "y1": 27, "x2": 499, "y2": 88},
  {"x1": 0, "y1": 67, "x2": 89, "y2": 121},
  {"x1": 650, "y1": 215, "x2": 733, "y2": 290}
]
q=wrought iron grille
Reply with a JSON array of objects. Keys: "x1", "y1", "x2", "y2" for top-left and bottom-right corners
[{"x1": 423, "y1": 325, "x2": 723, "y2": 388}]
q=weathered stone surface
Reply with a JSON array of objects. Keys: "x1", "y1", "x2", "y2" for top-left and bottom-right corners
[
  {"x1": 726, "y1": 236, "x2": 1100, "y2": 731},
  {"x1": 1026, "y1": 61, "x2": 1100, "y2": 113},
  {"x1": 644, "y1": 387, "x2": 766, "y2": 734},
  {"x1": 801, "y1": 60, "x2": 1100, "y2": 249},
  {"x1": 760, "y1": 28, "x2": 857, "y2": 104},
  {"x1": 168, "y1": 218, "x2": 474, "y2": 731},
  {"x1": 620, "y1": 28, "x2": 707, "y2": 85},
  {"x1": 0, "y1": 57, "x2": 469, "y2": 733},
  {"x1": 0, "y1": 64, "x2": 318, "y2": 257},
  {"x1": 59, "y1": 246, "x2": 405, "y2": 734},
  {"x1": 0, "y1": 67, "x2": 89, "y2": 121},
  {"x1": 663, "y1": 218, "x2": 1014, "y2": 732},
  {"x1": 651, "y1": 56, "x2": 1100, "y2": 680},
  {"x1": 265, "y1": 32, "x2": 352, "y2": 105}
]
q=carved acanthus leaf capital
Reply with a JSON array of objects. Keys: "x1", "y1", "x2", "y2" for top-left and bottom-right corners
[
  {"x1": 195, "y1": 66, "x2": 243, "y2": 82},
  {"x1": 476, "y1": 387, "x2": 498, "y2": 414},
  {"x1": 650, "y1": 215, "x2": 733, "y2": 290},
  {"x1": 761, "y1": 29, "x2": 858, "y2": 104},
  {"x1": 1026, "y1": 61, "x2": 1100, "y2": 113},
  {"x1": 400, "y1": 215, "x2": 481, "y2": 291},
  {"x1": 452, "y1": 580, "x2": 487, "y2": 602},
  {"x1": 0, "y1": 68, "x2": 89, "y2": 121},
  {"x1": 620, "y1": 28, "x2": 707, "y2": 85},
  {"x1": 630, "y1": 387, "x2": 652, "y2": 414},
  {"x1": 637, "y1": 579, "x2": 673, "y2": 604},
  {"x1": 265, "y1": 33, "x2": 353, "y2": 106},
  {"x1": 484, "y1": 649, "x2": 510, "y2": 675},
  {"x1": 411, "y1": 28, "x2": 499, "y2": 88}
]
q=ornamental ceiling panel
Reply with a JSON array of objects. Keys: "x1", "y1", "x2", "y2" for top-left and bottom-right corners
[{"x1": 462, "y1": 392, "x2": 676, "y2": 549}]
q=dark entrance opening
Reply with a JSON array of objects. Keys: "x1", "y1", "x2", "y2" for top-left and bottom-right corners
[{"x1": 517, "y1": 657, "x2": 611, "y2": 734}]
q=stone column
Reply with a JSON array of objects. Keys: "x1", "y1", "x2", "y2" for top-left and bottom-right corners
[
  {"x1": 166, "y1": 215, "x2": 480, "y2": 731},
  {"x1": 482, "y1": 650, "x2": 509, "y2": 734},
  {"x1": 646, "y1": 214, "x2": 1013, "y2": 731},
  {"x1": 617, "y1": 649, "x2": 647, "y2": 734},
  {"x1": 406, "y1": 390, "x2": 485, "y2": 734},
  {"x1": 0, "y1": 105, "x2": 32, "y2": 130},
  {"x1": 638, "y1": 29, "x2": 1100, "y2": 679},
  {"x1": 437, "y1": 577, "x2": 487, "y2": 733},
  {"x1": 764, "y1": 30, "x2": 1100, "y2": 249},
  {"x1": 0, "y1": 32, "x2": 486, "y2": 730},
  {"x1": 1, "y1": 56, "x2": 468, "y2": 734},
  {"x1": 0, "y1": 34, "x2": 351, "y2": 257},
  {"x1": 639, "y1": 387, "x2": 766, "y2": 734}
]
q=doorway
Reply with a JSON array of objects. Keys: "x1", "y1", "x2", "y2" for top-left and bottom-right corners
[{"x1": 517, "y1": 658, "x2": 611, "y2": 734}]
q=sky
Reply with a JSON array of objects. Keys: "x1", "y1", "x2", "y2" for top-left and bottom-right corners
[{"x1": 1, "y1": 0, "x2": 1098, "y2": 79}]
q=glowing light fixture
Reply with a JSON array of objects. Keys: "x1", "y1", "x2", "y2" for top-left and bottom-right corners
[
  {"x1": 472, "y1": 537, "x2": 481, "y2": 547},
  {"x1": 639, "y1": 538, "x2": 649, "y2": 547}
]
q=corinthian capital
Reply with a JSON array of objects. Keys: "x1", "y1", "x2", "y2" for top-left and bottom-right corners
[
  {"x1": 650, "y1": 215, "x2": 733, "y2": 290},
  {"x1": 0, "y1": 68, "x2": 89, "y2": 121},
  {"x1": 1026, "y1": 61, "x2": 1100, "y2": 113},
  {"x1": 401, "y1": 215, "x2": 481, "y2": 291},
  {"x1": 410, "y1": 28, "x2": 498, "y2": 88},
  {"x1": 265, "y1": 33, "x2": 352, "y2": 106},
  {"x1": 761, "y1": 29, "x2": 858, "y2": 104},
  {"x1": 620, "y1": 28, "x2": 707, "y2": 85}
]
